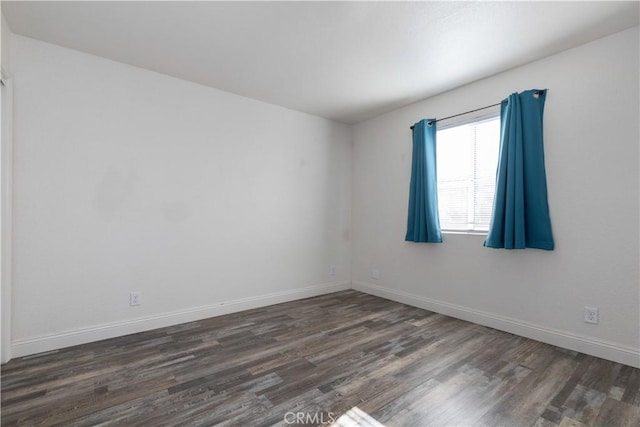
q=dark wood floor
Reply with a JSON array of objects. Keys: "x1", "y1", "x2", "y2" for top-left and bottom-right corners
[{"x1": 1, "y1": 290, "x2": 639, "y2": 426}]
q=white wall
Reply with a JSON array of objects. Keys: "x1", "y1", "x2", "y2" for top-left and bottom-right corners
[
  {"x1": 0, "y1": 13, "x2": 12, "y2": 363},
  {"x1": 352, "y1": 27, "x2": 639, "y2": 367},
  {"x1": 10, "y1": 35, "x2": 352, "y2": 356},
  {"x1": 1, "y1": 13, "x2": 11, "y2": 73}
]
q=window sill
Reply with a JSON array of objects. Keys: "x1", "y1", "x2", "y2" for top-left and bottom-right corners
[{"x1": 442, "y1": 230, "x2": 487, "y2": 236}]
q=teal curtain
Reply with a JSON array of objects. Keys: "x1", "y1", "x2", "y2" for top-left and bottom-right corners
[
  {"x1": 484, "y1": 89, "x2": 554, "y2": 250},
  {"x1": 406, "y1": 119, "x2": 442, "y2": 243}
]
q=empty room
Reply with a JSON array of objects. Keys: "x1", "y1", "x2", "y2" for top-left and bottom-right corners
[{"x1": 0, "y1": 1, "x2": 638, "y2": 426}]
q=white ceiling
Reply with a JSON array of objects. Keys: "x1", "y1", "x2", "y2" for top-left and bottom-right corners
[{"x1": 2, "y1": 1, "x2": 639, "y2": 124}]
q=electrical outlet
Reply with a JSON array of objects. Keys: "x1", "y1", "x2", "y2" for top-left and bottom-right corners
[
  {"x1": 371, "y1": 269, "x2": 380, "y2": 280},
  {"x1": 130, "y1": 291, "x2": 141, "y2": 306},
  {"x1": 584, "y1": 306, "x2": 598, "y2": 324},
  {"x1": 329, "y1": 265, "x2": 337, "y2": 276}
]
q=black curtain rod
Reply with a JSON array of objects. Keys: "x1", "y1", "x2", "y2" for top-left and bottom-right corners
[{"x1": 410, "y1": 90, "x2": 545, "y2": 130}]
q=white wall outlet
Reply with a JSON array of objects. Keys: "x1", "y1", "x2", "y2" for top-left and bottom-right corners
[
  {"x1": 584, "y1": 306, "x2": 598, "y2": 324},
  {"x1": 371, "y1": 269, "x2": 380, "y2": 280},
  {"x1": 329, "y1": 265, "x2": 337, "y2": 276},
  {"x1": 130, "y1": 291, "x2": 141, "y2": 306}
]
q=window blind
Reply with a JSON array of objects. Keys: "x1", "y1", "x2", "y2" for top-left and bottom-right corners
[{"x1": 436, "y1": 116, "x2": 500, "y2": 232}]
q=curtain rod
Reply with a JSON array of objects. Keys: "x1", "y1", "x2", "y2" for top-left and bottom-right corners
[{"x1": 410, "y1": 90, "x2": 545, "y2": 130}]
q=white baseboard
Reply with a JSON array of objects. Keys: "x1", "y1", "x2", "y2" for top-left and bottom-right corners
[
  {"x1": 12, "y1": 280, "x2": 639, "y2": 369},
  {"x1": 11, "y1": 281, "x2": 350, "y2": 359},
  {"x1": 353, "y1": 281, "x2": 640, "y2": 368}
]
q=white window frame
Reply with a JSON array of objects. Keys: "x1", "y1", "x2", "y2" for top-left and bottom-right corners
[{"x1": 436, "y1": 110, "x2": 500, "y2": 235}]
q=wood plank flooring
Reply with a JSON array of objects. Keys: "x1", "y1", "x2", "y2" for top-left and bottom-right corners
[{"x1": 2, "y1": 290, "x2": 639, "y2": 426}]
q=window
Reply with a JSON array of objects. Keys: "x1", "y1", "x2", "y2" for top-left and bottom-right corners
[{"x1": 436, "y1": 115, "x2": 500, "y2": 233}]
